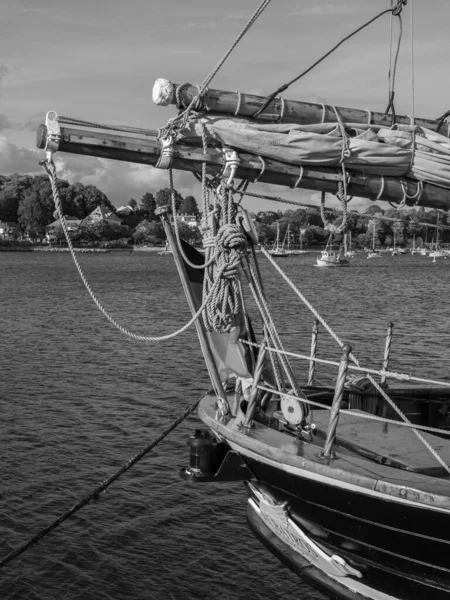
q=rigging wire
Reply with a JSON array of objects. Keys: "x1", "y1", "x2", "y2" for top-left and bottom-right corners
[{"x1": 253, "y1": 1, "x2": 408, "y2": 119}]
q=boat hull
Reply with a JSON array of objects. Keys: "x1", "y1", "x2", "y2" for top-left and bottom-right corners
[
  {"x1": 247, "y1": 498, "x2": 398, "y2": 600},
  {"x1": 242, "y1": 456, "x2": 450, "y2": 600},
  {"x1": 193, "y1": 395, "x2": 450, "y2": 600},
  {"x1": 316, "y1": 258, "x2": 350, "y2": 267}
]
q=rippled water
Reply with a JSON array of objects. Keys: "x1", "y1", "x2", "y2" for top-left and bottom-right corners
[{"x1": 1, "y1": 251, "x2": 449, "y2": 600}]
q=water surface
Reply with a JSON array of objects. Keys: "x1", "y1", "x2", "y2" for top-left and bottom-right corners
[{"x1": 1, "y1": 251, "x2": 449, "y2": 599}]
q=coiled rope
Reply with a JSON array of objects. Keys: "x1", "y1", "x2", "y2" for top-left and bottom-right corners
[
  {"x1": 0, "y1": 397, "x2": 201, "y2": 569},
  {"x1": 201, "y1": 182, "x2": 248, "y2": 333}
]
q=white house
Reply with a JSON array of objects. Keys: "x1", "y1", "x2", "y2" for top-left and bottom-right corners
[{"x1": 175, "y1": 214, "x2": 198, "y2": 228}]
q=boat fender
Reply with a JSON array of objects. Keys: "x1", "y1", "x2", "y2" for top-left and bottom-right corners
[
  {"x1": 237, "y1": 208, "x2": 259, "y2": 245},
  {"x1": 280, "y1": 393, "x2": 309, "y2": 426},
  {"x1": 187, "y1": 429, "x2": 217, "y2": 476}
]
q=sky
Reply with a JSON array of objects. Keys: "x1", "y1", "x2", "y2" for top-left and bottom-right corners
[{"x1": 0, "y1": 0, "x2": 449, "y2": 213}]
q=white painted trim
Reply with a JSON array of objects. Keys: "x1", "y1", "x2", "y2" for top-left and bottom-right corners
[
  {"x1": 228, "y1": 441, "x2": 450, "y2": 515},
  {"x1": 249, "y1": 498, "x2": 399, "y2": 600}
]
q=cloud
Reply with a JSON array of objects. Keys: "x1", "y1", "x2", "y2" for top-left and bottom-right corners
[
  {"x1": 0, "y1": 114, "x2": 13, "y2": 130},
  {"x1": 287, "y1": 3, "x2": 354, "y2": 18},
  {"x1": 54, "y1": 154, "x2": 200, "y2": 206},
  {"x1": 0, "y1": 136, "x2": 43, "y2": 174}
]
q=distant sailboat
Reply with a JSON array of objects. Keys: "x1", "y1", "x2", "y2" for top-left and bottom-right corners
[
  {"x1": 344, "y1": 231, "x2": 356, "y2": 257},
  {"x1": 285, "y1": 224, "x2": 299, "y2": 255},
  {"x1": 367, "y1": 220, "x2": 382, "y2": 259},
  {"x1": 269, "y1": 222, "x2": 289, "y2": 257},
  {"x1": 392, "y1": 229, "x2": 398, "y2": 256},
  {"x1": 429, "y1": 214, "x2": 446, "y2": 258},
  {"x1": 297, "y1": 228, "x2": 310, "y2": 254}
]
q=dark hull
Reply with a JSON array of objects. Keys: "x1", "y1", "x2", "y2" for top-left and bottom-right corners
[{"x1": 244, "y1": 457, "x2": 450, "y2": 600}]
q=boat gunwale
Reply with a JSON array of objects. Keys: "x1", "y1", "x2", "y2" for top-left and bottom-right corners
[{"x1": 198, "y1": 394, "x2": 450, "y2": 511}]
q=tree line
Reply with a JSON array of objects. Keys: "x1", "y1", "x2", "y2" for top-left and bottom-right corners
[
  {"x1": 1, "y1": 174, "x2": 448, "y2": 248},
  {"x1": 254, "y1": 205, "x2": 450, "y2": 249},
  {"x1": 0, "y1": 175, "x2": 200, "y2": 245}
]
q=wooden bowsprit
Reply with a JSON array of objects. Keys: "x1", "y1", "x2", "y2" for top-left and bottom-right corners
[{"x1": 36, "y1": 111, "x2": 450, "y2": 210}]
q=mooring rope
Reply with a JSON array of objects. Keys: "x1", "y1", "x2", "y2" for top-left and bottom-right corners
[{"x1": 0, "y1": 397, "x2": 201, "y2": 569}]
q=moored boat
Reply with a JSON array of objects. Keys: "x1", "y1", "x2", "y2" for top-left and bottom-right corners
[{"x1": 34, "y1": 2, "x2": 450, "y2": 598}]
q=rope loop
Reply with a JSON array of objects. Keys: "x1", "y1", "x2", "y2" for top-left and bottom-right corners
[
  {"x1": 392, "y1": 0, "x2": 407, "y2": 17},
  {"x1": 277, "y1": 97, "x2": 285, "y2": 123},
  {"x1": 253, "y1": 156, "x2": 266, "y2": 183},
  {"x1": 234, "y1": 90, "x2": 242, "y2": 116}
]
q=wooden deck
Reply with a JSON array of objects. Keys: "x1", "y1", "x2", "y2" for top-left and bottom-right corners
[
  {"x1": 198, "y1": 394, "x2": 450, "y2": 505},
  {"x1": 313, "y1": 409, "x2": 450, "y2": 476}
]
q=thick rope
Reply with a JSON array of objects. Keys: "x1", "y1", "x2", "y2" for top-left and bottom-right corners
[
  {"x1": 385, "y1": 10, "x2": 404, "y2": 122},
  {"x1": 42, "y1": 159, "x2": 220, "y2": 342},
  {"x1": 242, "y1": 258, "x2": 302, "y2": 397},
  {"x1": 201, "y1": 183, "x2": 248, "y2": 333},
  {"x1": 260, "y1": 247, "x2": 450, "y2": 474},
  {"x1": 0, "y1": 397, "x2": 201, "y2": 569}
]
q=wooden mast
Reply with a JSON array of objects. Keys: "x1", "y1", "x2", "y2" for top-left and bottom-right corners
[
  {"x1": 152, "y1": 78, "x2": 445, "y2": 133},
  {"x1": 36, "y1": 117, "x2": 450, "y2": 210}
]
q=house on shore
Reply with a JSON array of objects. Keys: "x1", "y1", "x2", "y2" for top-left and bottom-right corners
[
  {"x1": 84, "y1": 204, "x2": 123, "y2": 224},
  {"x1": 0, "y1": 221, "x2": 20, "y2": 240},
  {"x1": 45, "y1": 216, "x2": 82, "y2": 242}
]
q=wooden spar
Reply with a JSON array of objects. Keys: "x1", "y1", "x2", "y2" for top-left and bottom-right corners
[
  {"x1": 36, "y1": 120, "x2": 450, "y2": 210},
  {"x1": 153, "y1": 78, "x2": 445, "y2": 133},
  {"x1": 156, "y1": 205, "x2": 229, "y2": 410}
]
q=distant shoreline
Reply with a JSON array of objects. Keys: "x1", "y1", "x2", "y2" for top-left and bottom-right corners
[{"x1": 0, "y1": 245, "x2": 164, "y2": 253}]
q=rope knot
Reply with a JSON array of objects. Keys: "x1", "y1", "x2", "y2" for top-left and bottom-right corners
[
  {"x1": 392, "y1": 0, "x2": 407, "y2": 16},
  {"x1": 216, "y1": 223, "x2": 247, "y2": 253}
]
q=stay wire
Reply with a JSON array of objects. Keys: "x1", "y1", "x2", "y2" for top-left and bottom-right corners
[{"x1": 253, "y1": 3, "x2": 404, "y2": 119}]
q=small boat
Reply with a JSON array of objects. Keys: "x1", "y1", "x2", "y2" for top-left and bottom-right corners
[{"x1": 316, "y1": 235, "x2": 349, "y2": 267}]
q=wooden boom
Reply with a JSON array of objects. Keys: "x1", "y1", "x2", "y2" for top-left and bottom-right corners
[
  {"x1": 152, "y1": 78, "x2": 445, "y2": 133},
  {"x1": 36, "y1": 116, "x2": 450, "y2": 210}
]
